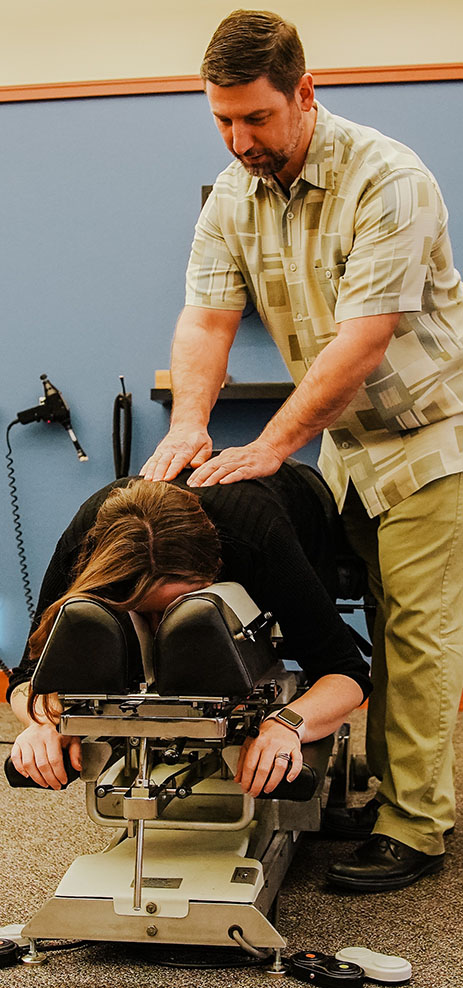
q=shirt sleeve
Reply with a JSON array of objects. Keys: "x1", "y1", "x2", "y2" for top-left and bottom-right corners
[
  {"x1": 335, "y1": 169, "x2": 444, "y2": 322},
  {"x1": 185, "y1": 184, "x2": 248, "y2": 311}
]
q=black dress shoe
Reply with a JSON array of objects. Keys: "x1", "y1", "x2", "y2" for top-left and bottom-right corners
[
  {"x1": 326, "y1": 834, "x2": 445, "y2": 892},
  {"x1": 322, "y1": 797, "x2": 380, "y2": 840}
]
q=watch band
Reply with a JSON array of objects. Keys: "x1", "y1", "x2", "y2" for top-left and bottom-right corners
[{"x1": 266, "y1": 706, "x2": 304, "y2": 740}]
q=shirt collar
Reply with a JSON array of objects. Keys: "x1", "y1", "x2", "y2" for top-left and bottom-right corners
[
  {"x1": 300, "y1": 102, "x2": 335, "y2": 190},
  {"x1": 243, "y1": 101, "x2": 335, "y2": 197}
]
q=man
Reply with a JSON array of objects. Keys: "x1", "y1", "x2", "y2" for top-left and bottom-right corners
[{"x1": 141, "y1": 10, "x2": 463, "y2": 892}]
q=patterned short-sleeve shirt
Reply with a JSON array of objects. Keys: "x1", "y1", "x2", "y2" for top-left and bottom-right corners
[{"x1": 185, "y1": 101, "x2": 463, "y2": 517}]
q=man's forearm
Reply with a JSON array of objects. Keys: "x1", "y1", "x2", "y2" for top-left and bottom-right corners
[
  {"x1": 186, "y1": 312, "x2": 400, "y2": 487},
  {"x1": 170, "y1": 306, "x2": 242, "y2": 426},
  {"x1": 141, "y1": 305, "x2": 242, "y2": 481},
  {"x1": 259, "y1": 313, "x2": 399, "y2": 460}
]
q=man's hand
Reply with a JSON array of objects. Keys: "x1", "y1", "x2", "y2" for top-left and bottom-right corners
[
  {"x1": 187, "y1": 439, "x2": 283, "y2": 487},
  {"x1": 140, "y1": 426, "x2": 213, "y2": 482},
  {"x1": 235, "y1": 720, "x2": 303, "y2": 798},
  {"x1": 10, "y1": 723, "x2": 82, "y2": 790}
]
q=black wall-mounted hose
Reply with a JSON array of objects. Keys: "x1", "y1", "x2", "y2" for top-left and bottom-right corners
[{"x1": 112, "y1": 376, "x2": 132, "y2": 478}]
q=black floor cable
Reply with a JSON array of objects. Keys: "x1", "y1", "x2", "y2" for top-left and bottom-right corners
[
  {"x1": 35, "y1": 940, "x2": 89, "y2": 954},
  {"x1": 10, "y1": 941, "x2": 272, "y2": 970},
  {"x1": 122, "y1": 944, "x2": 272, "y2": 970},
  {"x1": 5, "y1": 421, "x2": 35, "y2": 622}
]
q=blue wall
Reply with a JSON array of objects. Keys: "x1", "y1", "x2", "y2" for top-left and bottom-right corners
[{"x1": 1, "y1": 81, "x2": 462, "y2": 668}]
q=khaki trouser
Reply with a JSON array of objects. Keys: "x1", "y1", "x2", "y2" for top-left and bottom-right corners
[{"x1": 341, "y1": 473, "x2": 463, "y2": 855}]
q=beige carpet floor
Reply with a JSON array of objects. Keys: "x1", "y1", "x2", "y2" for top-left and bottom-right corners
[{"x1": 0, "y1": 704, "x2": 461, "y2": 988}]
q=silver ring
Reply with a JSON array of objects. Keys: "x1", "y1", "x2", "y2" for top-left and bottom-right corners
[{"x1": 275, "y1": 752, "x2": 291, "y2": 762}]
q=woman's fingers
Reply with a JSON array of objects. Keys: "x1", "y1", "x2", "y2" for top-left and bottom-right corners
[
  {"x1": 235, "y1": 734, "x2": 304, "y2": 798},
  {"x1": 11, "y1": 725, "x2": 68, "y2": 789},
  {"x1": 264, "y1": 746, "x2": 304, "y2": 792},
  {"x1": 239, "y1": 744, "x2": 278, "y2": 798},
  {"x1": 10, "y1": 740, "x2": 27, "y2": 776},
  {"x1": 39, "y1": 735, "x2": 68, "y2": 788}
]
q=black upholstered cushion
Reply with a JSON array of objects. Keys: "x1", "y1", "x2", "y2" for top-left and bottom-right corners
[
  {"x1": 154, "y1": 584, "x2": 276, "y2": 698},
  {"x1": 31, "y1": 598, "x2": 143, "y2": 694}
]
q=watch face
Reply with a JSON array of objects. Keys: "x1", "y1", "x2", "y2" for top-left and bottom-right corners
[{"x1": 278, "y1": 708, "x2": 303, "y2": 728}]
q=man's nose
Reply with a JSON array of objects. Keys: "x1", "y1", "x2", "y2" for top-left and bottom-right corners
[{"x1": 231, "y1": 121, "x2": 253, "y2": 156}]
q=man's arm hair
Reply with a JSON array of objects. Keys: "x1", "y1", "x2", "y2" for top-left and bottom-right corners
[{"x1": 141, "y1": 305, "x2": 242, "y2": 481}]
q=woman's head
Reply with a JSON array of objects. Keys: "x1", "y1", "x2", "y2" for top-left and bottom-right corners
[
  {"x1": 29, "y1": 479, "x2": 222, "y2": 663},
  {"x1": 81, "y1": 478, "x2": 221, "y2": 603}
]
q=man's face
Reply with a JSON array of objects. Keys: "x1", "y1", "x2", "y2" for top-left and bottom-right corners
[{"x1": 206, "y1": 75, "x2": 306, "y2": 178}]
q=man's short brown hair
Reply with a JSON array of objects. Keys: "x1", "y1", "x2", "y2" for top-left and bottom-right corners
[{"x1": 200, "y1": 9, "x2": 306, "y2": 98}]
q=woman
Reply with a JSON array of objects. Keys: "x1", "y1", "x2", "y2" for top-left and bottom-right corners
[{"x1": 8, "y1": 461, "x2": 370, "y2": 797}]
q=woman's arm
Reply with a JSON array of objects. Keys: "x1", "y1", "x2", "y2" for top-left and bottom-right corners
[
  {"x1": 279, "y1": 673, "x2": 364, "y2": 744},
  {"x1": 10, "y1": 680, "x2": 60, "y2": 728},
  {"x1": 9, "y1": 682, "x2": 81, "y2": 790},
  {"x1": 235, "y1": 673, "x2": 363, "y2": 797}
]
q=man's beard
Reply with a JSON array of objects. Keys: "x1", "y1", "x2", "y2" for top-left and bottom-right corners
[
  {"x1": 235, "y1": 147, "x2": 291, "y2": 176},
  {"x1": 234, "y1": 111, "x2": 303, "y2": 177}
]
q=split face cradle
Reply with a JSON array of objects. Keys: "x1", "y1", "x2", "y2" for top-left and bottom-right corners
[{"x1": 10, "y1": 584, "x2": 338, "y2": 961}]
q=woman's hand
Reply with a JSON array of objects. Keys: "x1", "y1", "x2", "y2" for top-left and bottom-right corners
[
  {"x1": 10, "y1": 722, "x2": 82, "y2": 790},
  {"x1": 234, "y1": 720, "x2": 303, "y2": 798}
]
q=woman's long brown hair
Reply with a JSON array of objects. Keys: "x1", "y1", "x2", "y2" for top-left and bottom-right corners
[{"x1": 28, "y1": 479, "x2": 221, "y2": 719}]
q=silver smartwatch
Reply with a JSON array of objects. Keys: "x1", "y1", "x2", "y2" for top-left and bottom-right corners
[{"x1": 268, "y1": 706, "x2": 304, "y2": 739}]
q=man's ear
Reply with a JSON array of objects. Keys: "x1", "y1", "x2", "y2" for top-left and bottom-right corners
[{"x1": 296, "y1": 72, "x2": 314, "y2": 112}]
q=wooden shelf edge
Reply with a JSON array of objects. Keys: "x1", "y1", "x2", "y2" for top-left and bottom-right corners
[
  {"x1": 1, "y1": 64, "x2": 462, "y2": 103},
  {"x1": 151, "y1": 382, "x2": 294, "y2": 405}
]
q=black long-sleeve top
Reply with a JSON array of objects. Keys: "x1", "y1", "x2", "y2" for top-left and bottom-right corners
[{"x1": 7, "y1": 461, "x2": 371, "y2": 701}]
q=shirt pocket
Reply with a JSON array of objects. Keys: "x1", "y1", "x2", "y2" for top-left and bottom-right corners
[{"x1": 313, "y1": 262, "x2": 346, "y2": 309}]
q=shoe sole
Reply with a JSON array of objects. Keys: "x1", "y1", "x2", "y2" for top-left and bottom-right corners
[{"x1": 327, "y1": 857, "x2": 444, "y2": 893}]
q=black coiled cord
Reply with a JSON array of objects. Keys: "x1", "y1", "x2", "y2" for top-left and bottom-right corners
[{"x1": 5, "y1": 420, "x2": 35, "y2": 621}]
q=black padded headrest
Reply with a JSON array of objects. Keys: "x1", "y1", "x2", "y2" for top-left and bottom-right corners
[
  {"x1": 154, "y1": 582, "x2": 276, "y2": 698},
  {"x1": 31, "y1": 598, "x2": 144, "y2": 694}
]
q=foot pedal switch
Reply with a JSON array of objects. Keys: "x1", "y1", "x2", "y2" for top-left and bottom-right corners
[
  {"x1": 336, "y1": 947, "x2": 412, "y2": 984},
  {"x1": 0, "y1": 939, "x2": 21, "y2": 968},
  {"x1": 289, "y1": 951, "x2": 364, "y2": 986}
]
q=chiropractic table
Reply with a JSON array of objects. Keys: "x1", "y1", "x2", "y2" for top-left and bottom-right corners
[{"x1": 6, "y1": 582, "x2": 346, "y2": 970}]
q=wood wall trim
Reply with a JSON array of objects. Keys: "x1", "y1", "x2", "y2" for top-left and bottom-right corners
[
  {"x1": 313, "y1": 63, "x2": 463, "y2": 85},
  {"x1": 1, "y1": 63, "x2": 462, "y2": 103}
]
